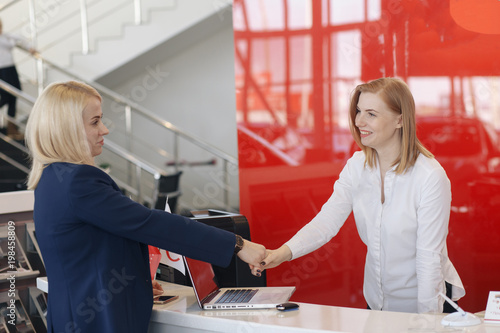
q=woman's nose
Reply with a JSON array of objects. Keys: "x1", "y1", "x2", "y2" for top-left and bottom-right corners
[
  {"x1": 101, "y1": 123, "x2": 110, "y2": 136},
  {"x1": 355, "y1": 112, "x2": 364, "y2": 127}
]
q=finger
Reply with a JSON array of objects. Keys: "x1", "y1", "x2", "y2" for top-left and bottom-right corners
[
  {"x1": 153, "y1": 281, "x2": 164, "y2": 291},
  {"x1": 153, "y1": 289, "x2": 164, "y2": 296},
  {"x1": 250, "y1": 267, "x2": 262, "y2": 277},
  {"x1": 260, "y1": 252, "x2": 275, "y2": 267}
]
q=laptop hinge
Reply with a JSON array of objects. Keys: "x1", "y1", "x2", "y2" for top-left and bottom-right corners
[{"x1": 202, "y1": 289, "x2": 221, "y2": 304}]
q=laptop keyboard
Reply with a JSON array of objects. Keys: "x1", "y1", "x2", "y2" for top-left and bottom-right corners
[{"x1": 216, "y1": 289, "x2": 258, "y2": 304}]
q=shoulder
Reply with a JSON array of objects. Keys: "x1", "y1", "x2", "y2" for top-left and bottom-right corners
[
  {"x1": 43, "y1": 163, "x2": 122, "y2": 206},
  {"x1": 336, "y1": 151, "x2": 368, "y2": 183},
  {"x1": 410, "y1": 154, "x2": 450, "y2": 186},
  {"x1": 344, "y1": 151, "x2": 367, "y2": 172},
  {"x1": 44, "y1": 162, "x2": 106, "y2": 175},
  {"x1": 348, "y1": 151, "x2": 366, "y2": 165},
  {"x1": 42, "y1": 163, "x2": 113, "y2": 185},
  {"x1": 413, "y1": 154, "x2": 446, "y2": 175}
]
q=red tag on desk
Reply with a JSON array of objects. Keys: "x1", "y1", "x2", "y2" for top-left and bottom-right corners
[{"x1": 148, "y1": 245, "x2": 162, "y2": 281}]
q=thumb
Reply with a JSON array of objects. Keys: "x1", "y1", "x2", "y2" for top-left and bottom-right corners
[{"x1": 260, "y1": 249, "x2": 275, "y2": 267}]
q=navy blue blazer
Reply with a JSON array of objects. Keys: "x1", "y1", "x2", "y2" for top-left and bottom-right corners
[{"x1": 34, "y1": 163, "x2": 236, "y2": 333}]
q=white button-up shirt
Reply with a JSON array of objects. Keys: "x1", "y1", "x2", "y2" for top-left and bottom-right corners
[
  {"x1": 286, "y1": 151, "x2": 464, "y2": 313},
  {"x1": 0, "y1": 33, "x2": 32, "y2": 69}
]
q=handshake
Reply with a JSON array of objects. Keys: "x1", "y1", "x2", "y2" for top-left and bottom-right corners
[{"x1": 235, "y1": 238, "x2": 293, "y2": 277}]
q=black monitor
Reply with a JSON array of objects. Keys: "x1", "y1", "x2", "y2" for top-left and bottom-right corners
[{"x1": 156, "y1": 210, "x2": 266, "y2": 288}]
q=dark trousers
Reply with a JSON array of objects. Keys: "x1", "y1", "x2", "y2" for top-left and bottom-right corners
[
  {"x1": 0, "y1": 65, "x2": 21, "y2": 118},
  {"x1": 366, "y1": 282, "x2": 458, "y2": 313},
  {"x1": 443, "y1": 282, "x2": 458, "y2": 313}
]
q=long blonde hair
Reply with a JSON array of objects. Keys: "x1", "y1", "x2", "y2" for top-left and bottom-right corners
[
  {"x1": 25, "y1": 81, "x2": 102, "y2": 189},
  {"x1": 348, "y1": 77, "x2": 433, "y2": 174}
]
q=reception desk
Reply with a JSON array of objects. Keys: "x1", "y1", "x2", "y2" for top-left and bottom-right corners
[
  {"x1": 36, "y1": 278, "x2": 496, "y2": 332},
  {"x1": 149, "y1": 281, "x2": 497, "y2": 333}
]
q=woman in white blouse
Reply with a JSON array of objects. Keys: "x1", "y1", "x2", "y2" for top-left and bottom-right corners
[{"x1": 259, "y1": 77, "x2": 464, "y2": 314}]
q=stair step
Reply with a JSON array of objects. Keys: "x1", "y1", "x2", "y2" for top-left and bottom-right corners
[
  {"x1": 0, "y1": 139, "x2": 29, "y2": 167},
  {"x1": 0, "y1": 137, "x2": 30, "y2": 194},
  {"x1": 0, "y1": 179, "x2": 27, "y2": 192},
  {"x1": 0, "y1": 167, "x2": 26, "y2": 179}
]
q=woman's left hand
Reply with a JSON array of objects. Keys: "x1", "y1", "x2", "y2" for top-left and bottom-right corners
[{"x1": 152, "y1": 280, "x2": 164, "y2": 297}]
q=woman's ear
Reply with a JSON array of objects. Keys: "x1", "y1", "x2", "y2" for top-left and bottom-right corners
[{"x1": 396, "y1": 114, "x2": 403, "y2": 128}]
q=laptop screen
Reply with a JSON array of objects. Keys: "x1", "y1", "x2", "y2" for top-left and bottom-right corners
[{"x1": 184, "y1": 257, "x2": 219, "y2": 302}]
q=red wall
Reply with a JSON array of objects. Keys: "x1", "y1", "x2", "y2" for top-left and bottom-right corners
[{"x1": 234, "y1": 0, "x2": 500, "y2": 312}]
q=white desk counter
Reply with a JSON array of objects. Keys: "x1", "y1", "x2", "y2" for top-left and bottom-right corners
[
  {"x1": 149, "y1": 282, "x2": 498, "y2": 333},
  {"x1": 36, "y1": 278, "x2": 497, "y2": 332}
]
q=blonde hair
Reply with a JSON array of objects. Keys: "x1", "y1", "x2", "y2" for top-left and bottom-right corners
[
  {"x1": 25, "y1": 81, "x2": 102, "y2": 189},
  {"x1": 348, "y1": 77, "x2": 433, "y2": 174}
]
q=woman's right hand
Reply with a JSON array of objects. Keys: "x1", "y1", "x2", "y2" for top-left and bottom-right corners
[
  {"x1": 256, "y1": 245, "x2": 292, "y2": 274},
  {"x1": 236, "y1": 239, "x2": 267, "y2": 274}
]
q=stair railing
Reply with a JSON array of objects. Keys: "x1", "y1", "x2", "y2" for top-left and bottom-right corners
[
  {"x1": 23, "y1": 0, "x2": 145, "y2": 57},
  {"x1": 13, "y1": 47, "x2": 239, "y2": 211},
  {"x1": 0, "y1": 78, "x2": 165, "y2": 206}
]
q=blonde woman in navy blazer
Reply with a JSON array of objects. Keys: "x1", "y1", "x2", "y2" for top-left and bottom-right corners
[{"x1": 25, "y1": 81, "x2": 266, "y2": 333}]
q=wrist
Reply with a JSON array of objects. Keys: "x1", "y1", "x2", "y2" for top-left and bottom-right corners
[
  {"x1": 280, "y1": 245, "x2": 292, "y2": 261},
  {"x1": 234, "y1": 235, "x2": 244, "y2": 254}
]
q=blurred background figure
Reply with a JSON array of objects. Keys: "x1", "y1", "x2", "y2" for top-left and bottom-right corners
[{"x1": 0, "y1": 17, "x2": 37, "y2": 140}]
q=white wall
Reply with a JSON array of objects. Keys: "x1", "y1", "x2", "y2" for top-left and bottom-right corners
[
  {"x1": 112, "y1": 28, "x2": 238, "y2": 155},
  {"x1": 99, "y1": 16, "x2": 240, "y2": 212}
]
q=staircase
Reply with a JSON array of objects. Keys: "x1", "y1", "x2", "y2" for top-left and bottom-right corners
[
  {"x1": 7, "y1": 0, "x2": 232, "y2": 82},
  {"x1": 0, "y1": 134, "x2": 28, "y2": 192},
  {"x1": 0, "y1": 0, "x2": 238, "y2": 213}
]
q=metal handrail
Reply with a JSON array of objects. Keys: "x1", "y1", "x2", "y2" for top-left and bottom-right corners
[
  {"x1": 32, "y1": 54, "x2": 238, "y2": 166},
  {"x1": 12, "y1": 45, "x2": 238, "y2": 209},
  {"x1": 0, "y1": 132, "x2": 30, "y2": 174},
  {"x1": 0, "y1": 0, "x2": 19, "y2": 11},
  {"x1": 12, "y1": 1, "x2": 238, "y2": 167},
  {"x1": 0, "y1": 79, "x2": 36, "y2": 105},
  {"x1": 103, "y1": 140, "x2": 163, "y2": 177},
  {"x1": 7, "y1": 0, "x2": 238, "y2": 210},
  {"x1": 0, "y1": 79, "x2": 164, "y2": 205}
]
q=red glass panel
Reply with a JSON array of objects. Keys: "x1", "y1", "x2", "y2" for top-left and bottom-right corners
[{"x1": 234, "y1": 0, "x2": 500, "y2": 312}]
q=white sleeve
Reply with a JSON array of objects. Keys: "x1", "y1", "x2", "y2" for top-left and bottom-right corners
[
  {"x1": 415, "y1": 166, "x2": 451, "y2": 313},
  {"x1": 285, "y1": 158, "x2": 355, "y2": 260},
  {"x1": 10, "y1": 33, "x2": 33, "y2": 50}
]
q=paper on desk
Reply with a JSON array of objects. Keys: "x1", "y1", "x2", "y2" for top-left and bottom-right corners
[{"x1": 484, "y1": 291, "x2": 500, "y2": 323}]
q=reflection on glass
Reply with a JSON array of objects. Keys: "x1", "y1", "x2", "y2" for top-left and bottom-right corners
[
  {"x1": 234, "y1": 0, "x2": 500, "y2": 312},
  {"x1": 330, "y1": 0, "x2": 366, "y2": 25},
  {"x1": 334, "y1": 31, "x2": 361, "y2": 78}
]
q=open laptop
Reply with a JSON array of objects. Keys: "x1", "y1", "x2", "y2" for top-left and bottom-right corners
[{"x1": 183, "y1": 256, "x2": 295, "y2": 310}]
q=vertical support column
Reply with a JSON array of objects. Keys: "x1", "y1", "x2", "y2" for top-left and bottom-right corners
[
  {"x1": 173, "y1": 134, "x2": 179, "y2": 172},
  {"x1": 311, "y1": 0, "x2": 326, "y2": 158},
  {"x1": 223, "y1": 159, "x2": 229, "y2": 211},
  {"x1": 125, "y1": 105, "x2": 133, "y2": 185},
  {"x1": 28, "y1": 0, "x2": 42, "y2": 92},
  {"x1": 79, "y1": 0, "x2": 89, "y2": 55},
  {"x1": 134, "y1": 0, "x2": 142, "y2": 25}
]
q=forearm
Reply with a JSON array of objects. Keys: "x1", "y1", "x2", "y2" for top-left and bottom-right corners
[
  {"x1": 285, "y1": 209, "x2": 345, "y2": 260},
  {"x1": 416, "y1": 167, "x2": 451, "y2": 313},
  {"x1": 416, "y1": 248, "x2": 445, "y2": 313}
]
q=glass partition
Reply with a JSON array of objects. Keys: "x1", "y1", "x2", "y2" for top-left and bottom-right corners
[{"x1": 234, "y1": 0, "x2": 500, "y2": 312}]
